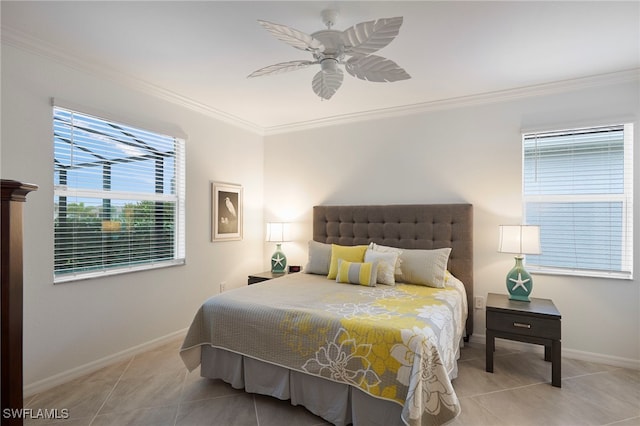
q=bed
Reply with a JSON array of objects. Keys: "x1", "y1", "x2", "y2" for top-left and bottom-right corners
[{"x1": 180, "y1": 204, "x2": 473, "y2": 426}]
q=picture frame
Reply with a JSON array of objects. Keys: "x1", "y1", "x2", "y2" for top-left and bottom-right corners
[{"x1": 211, "y1": 181, "x2": 243, "y2": 241}]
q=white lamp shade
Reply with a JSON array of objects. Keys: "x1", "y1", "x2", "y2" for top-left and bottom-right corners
[
  {"x1": 266, "y1": 222, "x2": 291, "y2": 242},
  {"x1": 498, "y1": 225, "x2": 541, "y2": 255}
]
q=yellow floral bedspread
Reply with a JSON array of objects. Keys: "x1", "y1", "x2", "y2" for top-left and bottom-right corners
[{"x1": 180, "y1": 272, "x2": 467, "y2": 426}]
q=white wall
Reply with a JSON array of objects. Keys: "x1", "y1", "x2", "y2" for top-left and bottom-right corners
[
  {"x1": 264, "y1": 79, "x2": 640, "y2": 366},
  {"x1": 1, "y1": 45, "x2": 265, "y2": 389}
]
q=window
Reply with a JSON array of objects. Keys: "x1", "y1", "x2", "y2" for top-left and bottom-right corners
[
  {"x1": 523, "y1": 123, "x2": 633, "y2": 279},
  {"x1": 53, "y1": 106, "x2": 186, "y2": 282}
]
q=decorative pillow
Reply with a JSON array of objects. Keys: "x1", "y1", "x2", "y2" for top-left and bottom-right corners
[
  {"x1": 327, "y1": 244, "x2": 368, "y2": 280},
  {"x1": 304, "y1": 240, "x2": 332, "y2": 275},
  {"x1": 368, "y1": 243, "x2": 403, "y2": 278},
  {"x1": 364, "y1": 249, "x2": 398, "y2": 285},
  {"x1": 335, "y1": 260, "x2": 377, "y2": 287},
  {"x1": 398, "y1": 247, "x2": 452, "y2": 288}
]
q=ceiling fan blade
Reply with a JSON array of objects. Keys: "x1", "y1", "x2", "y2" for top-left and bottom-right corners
[
  {"x1": 345, "y1": 55, "x2": 411, "y2": 82},
  {"x1": 248, "y1": 60, "x2": 316, "y2": 78},
  {"x1": 258, "y1": 20, "x2": 325, "y2": 53},
  {"x1": 311, "y1": 68, "x2": 344, "y2": 100},
  {"x1": 342, "y1": 17, "x2": 403, "y2": 56}
]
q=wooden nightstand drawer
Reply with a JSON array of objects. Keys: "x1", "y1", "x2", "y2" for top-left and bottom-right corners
[{"x1": 487, "y1": 311, "x2": 560, "y2": 339}]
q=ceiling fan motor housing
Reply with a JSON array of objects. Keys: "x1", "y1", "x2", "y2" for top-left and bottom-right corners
[{"x1": 311, "y1": 30, "x2": 345, "y2": 61}]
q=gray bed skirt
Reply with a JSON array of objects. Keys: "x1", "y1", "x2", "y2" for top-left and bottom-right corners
[{"x1": 200, "y1": 345, "x2": 406, "y2": 426}]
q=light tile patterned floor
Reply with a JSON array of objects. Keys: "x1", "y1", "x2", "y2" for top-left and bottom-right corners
[{"x1": 23, "y1": 338, "x2": 640, "y2": 425}]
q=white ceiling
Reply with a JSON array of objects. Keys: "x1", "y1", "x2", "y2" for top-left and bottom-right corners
[{"x1": 2, "y1": 1, "x2": 639, "y2": 133}]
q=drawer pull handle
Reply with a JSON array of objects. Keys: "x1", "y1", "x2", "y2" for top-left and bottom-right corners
[{"x1": 513, "y1": 322, "x2": 531, "y2": 329}]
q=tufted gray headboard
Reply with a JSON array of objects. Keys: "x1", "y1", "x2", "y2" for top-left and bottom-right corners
[{"x1": 313, "y1": 204, "x2": 474, "y2": 338}]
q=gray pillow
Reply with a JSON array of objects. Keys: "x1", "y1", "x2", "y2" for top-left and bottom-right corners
[
  {"x1": 398, "y1": 248, "x2": 452, "y2": 288},
  {"x1": 304, "y1": 240, "x2": 332, "y2": 275}
]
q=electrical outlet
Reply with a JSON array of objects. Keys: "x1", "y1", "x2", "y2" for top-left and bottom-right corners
[
  {"x1": 219, "y1": 281, "x2": 226, "y2": 292},
  {"x1": 474, "y1": 296, "x2": 485, "y2": 310}
]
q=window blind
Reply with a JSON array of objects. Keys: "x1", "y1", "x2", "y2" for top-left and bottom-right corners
[
  {"x1": 523, "y1": 124, "x2": 633, "y2": 279},
  {"x1": 53, "y1": 106, "x2": 186, "y2": 282}
]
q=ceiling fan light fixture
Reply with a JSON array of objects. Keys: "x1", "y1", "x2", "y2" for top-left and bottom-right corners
[{"x1": 320, "y1": 58, "x2": 339, "y2": 74}]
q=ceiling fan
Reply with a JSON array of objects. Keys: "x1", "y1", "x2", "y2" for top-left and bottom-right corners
[{"x1": 248, "y1": 9, "x2": 411, "y2": 100}]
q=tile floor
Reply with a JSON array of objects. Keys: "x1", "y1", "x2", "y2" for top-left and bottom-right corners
[{"x1": 23, "y1": 337, "x2": 639, "y2": 426}]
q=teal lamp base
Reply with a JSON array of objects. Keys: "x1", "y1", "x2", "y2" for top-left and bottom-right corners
[
  {"x1": 506, "y1": 256, "x2": 533, "y2": 302},
  {"x1": 271, "y1": 243, "x2": 287, "y2": 273}
]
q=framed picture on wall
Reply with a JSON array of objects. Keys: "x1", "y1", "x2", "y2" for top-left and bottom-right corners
[{"x1": 211, "y1": 182, "x2": 243, "y2": 241}]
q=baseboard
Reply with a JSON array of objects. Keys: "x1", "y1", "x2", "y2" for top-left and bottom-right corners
[
  {"x1": 24, "y1": 328, "x2": 188, "y2": 397},
  {"x1": 469, "y1": 333, "x2": 640, "y2": 370}
]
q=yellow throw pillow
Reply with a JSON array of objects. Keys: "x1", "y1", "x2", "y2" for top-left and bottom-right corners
[
  {"x1": 327, "y1": 244, "x2": 368, "y2": 280},
  {"x1": 335, "y1": 260, "x2": 377, "y2": 287}
]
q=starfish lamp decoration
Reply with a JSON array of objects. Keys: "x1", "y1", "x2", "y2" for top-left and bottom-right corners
[
  {"x1": 508, "y1": 273, "x2": 531, "y2": 292},
  {"x1": 272, "y1": 253, "x2": 286, "y2": 269},
  {"x1": 506, "y1": 267, "x2": 533, "y2": 302}
]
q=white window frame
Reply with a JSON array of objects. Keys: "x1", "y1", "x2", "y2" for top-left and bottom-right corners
[
  {"x1": 522, "y1": 123, "x2": 633, "y2": 280},
  {"x1": 53, "y1": 103, "x2": 186, "y2": 283}
]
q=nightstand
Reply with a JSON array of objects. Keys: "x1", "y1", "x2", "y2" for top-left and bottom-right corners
[
  {"x1": 486, "y1": 292, "x2": 562, "y2": 387},
  {"x1": 247, "y1": 271, "x2": 287, "y2": 285}
]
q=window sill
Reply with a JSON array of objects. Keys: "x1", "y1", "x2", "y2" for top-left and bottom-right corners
[
  {"x1": 54, "y1": 258, "x2": 186, "y2": 284},
  {"x1": 528, "y1": 266, "x2": 632, "y2": 281}
]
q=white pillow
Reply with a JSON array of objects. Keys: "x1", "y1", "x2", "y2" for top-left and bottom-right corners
[
  {"x1": 399, "y1": 248, "x2": 452, "y2": 288},
  {"x1": 364, "y1": 249, "x2": 399, "y2": 285},
  {"x1": 368, "y1": 243, "x2": 403, "y2": 277},
  {"x1": 304, "y1": 240, "x2": 332, "y2": 275}
]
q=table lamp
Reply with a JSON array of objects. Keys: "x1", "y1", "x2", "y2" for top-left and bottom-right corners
[
  {"x1": 498, "y1": 225, "x2": 541, "y2": 302},
  {"x1": 266, "y1": 222, "x2": 291, "y2": 273}
]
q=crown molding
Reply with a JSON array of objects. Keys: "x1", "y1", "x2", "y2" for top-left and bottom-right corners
[
  {"x1": 3, "y1": 25, "x2": 637, "y2": 137},
  {"x1": 263, "y1": 68, "x2": 640, "y2": 135},
  {"x1": 1, "y1": 26, "x2": 265, "y2": 135}
]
